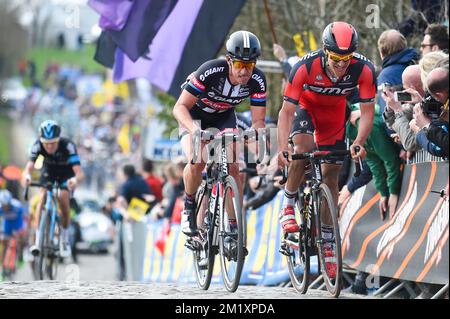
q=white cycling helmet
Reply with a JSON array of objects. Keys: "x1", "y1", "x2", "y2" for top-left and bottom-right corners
[{"x1": 0, "y1": 189, "x2": 12, "y2": 207}]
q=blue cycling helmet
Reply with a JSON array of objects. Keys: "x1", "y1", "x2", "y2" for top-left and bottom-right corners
[
  {"x1": 39, "y1": 120, "x2": 61, "y2": 142},
  {"x1": 0, "y1": 189, "x2": 12, "y2": 207}
]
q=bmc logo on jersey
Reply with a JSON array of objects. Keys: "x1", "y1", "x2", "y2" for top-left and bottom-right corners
[
  {"x1": 201, "y1": 98, "x2": 232, "y2": 111},
  {"x1": 191, "y1": 77, "x2": 205, "y2": 90},
  {"x1": 199, "y1": 67, "x2": 225, "y2": 81},
  {"x1": 308, "y1": 85, "x2": 356, "y2": 95},
  {"x1": 251, "y1": 92, "x2": 267, "y2": 99},
  {"x1": 299, "y1": 50, "x2": 320, "y2": 62}
]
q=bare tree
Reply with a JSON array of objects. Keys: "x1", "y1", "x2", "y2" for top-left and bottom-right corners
[
  {"x1": 227, "y1": 0, "x2": 447, "y2": 117},
  {"x1": 0, "y1": 1, "x2": 28, "y2": 78}
]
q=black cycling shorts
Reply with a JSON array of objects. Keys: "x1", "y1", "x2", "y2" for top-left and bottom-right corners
[
  {"x1": 179, "y1": 107, "x2": 237, "y2": 139},
  {"x1": 39, "y1": 170, "x2": 72, "y2": 190}
]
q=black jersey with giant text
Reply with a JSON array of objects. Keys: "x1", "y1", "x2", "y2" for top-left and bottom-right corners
[{"x1": 184, "y1": 59, "x2": 267, "y2": 114}]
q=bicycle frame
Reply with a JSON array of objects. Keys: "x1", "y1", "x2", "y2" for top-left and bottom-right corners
[
  {"x1": 203, "y1": 133, "x2": 238, "y2": 249},
  {"x1": 38, "y1": 184, "x2": 59, "y2": 250}
]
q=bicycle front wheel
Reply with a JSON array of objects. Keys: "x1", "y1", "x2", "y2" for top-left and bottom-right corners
[
  {"x1": 35, "y1": 212, "x2": 50, "y2": 280},
  {"x1": 218, "y1": 176, "x2": 244, "y2": 293},
  {"x1": 316, "y1": 183, "x2": 342, "y2": 298},
  {"x1": 192, "y1": 182, "x2": 215, "y2": 290}
]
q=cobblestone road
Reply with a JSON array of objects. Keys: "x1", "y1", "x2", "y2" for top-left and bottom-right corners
[{"x1": 0, "y1": 280, "x2": 370, "y2": 299}]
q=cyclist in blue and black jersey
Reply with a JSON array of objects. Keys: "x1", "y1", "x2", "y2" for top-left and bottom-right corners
[{"x1": 21, "y1": 120, "x2": 84, "y2": 258}]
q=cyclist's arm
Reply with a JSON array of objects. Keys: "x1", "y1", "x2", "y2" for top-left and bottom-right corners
[
  {"x1": 278, "y1": 60, "x2": 307, "y2": 152},
  {"x1": 71, "y1": 164, "x2": 84, "y2": 184},
  {"x1": 354, "y1": 61, "x2": 376, "y2": 147},
  {"x1": 23, "y1": 161, "x2": 34, "y2": 176},
  {"x1": 277, "y1": 100, "x2": 297, "y2": 152},
  {"x1": 21, "y1": 161, "x2": 35, "y2": 186},
  {"x1": 249, "y1": 70, "x2": 267, "y2": 130},
  {"x1": 250, "y1": 106, "x2": 266, "y2": 129},
  {"x1": 172, "y1": 90, "x2": 200, "y2": 134},
  {"x1": 354, "y1": 101, "x2": 375, "y2": 146}
]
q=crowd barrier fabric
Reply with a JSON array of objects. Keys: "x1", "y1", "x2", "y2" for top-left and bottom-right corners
[
  {"x1": 340, "y1": 161, "x2": 448, "y2": 285},
  {"x1": 141, "y1": 161, "x2": 448, "y2": 285}
]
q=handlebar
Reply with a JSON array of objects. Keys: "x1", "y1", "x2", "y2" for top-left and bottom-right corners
[
  {"x1": 279, "y1": 146, "x2": 362, "y2": 185},
  {"x1": 23, "y1": 181, "x2": 66, "y2": 201},
  {"x1": 191, "y1": 128, "x2": 269, "y2": 165}
]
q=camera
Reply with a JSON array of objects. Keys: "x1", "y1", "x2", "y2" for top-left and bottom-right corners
[
  {"x1": 421, "y1": 92, "x2": 443, "y2": 119},
  {"x1": 394, "y1": 91, "x2": 412, "y2": 102}
]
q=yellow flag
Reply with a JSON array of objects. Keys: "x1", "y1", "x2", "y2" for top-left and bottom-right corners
[
  {"x1": 91, "y1": 92, "x2": 106, "y2": 108},
  {"x1": 103, "y1": 80, "x2": 115, "y2": 103},
  {"x1": 117, "y1": 122, "x2": 130, "y2": 154},
  {"x1": 115, "y1": 82, "x2": 130, "y2": 100},
  {"x1": 127, "y1": 197, "x2": 150, "y2": 222},
  {"x1": 308, "y1": 30, "x2": 318, "y2": 51},
  {"x1": 293, "y1": 33, "x2": 307, "y2": 58}
]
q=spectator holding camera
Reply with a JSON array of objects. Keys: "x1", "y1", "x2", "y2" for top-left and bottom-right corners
[
  {"x1": 382, "y1": 65, "x2": 424, "y2": 152},
  {"x1": 410, "y1": 93, "x2": 448, "y2": 157},
  {"x1": 377, "y1": 30, "x2": 419, "y2": 113},
  {"x1": 422, "y1": 65, "x2": 449, "y2": 157},
  {"x1": 383, "y1": 52, "x2": 448, "y2": 152}
]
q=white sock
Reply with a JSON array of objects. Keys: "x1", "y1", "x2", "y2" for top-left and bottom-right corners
[
  {"x1": 61, "y1": 227, "x2": 70, "y2": 242},
  {"x1": 34, "y1": 230, "x2": 40, "y2": 246},
  {"x1": 284, "y1": 189, "x2": 297, "y2": 207}
]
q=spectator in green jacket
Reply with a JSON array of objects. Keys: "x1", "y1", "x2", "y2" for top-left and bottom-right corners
[{"x1": 345, "y1": 103, "x2": 403, "y2": 220}]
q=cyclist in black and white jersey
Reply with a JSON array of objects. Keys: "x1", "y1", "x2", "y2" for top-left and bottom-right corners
[{"x1": 173, "y1": 30, "x2": 267, "y2": 236}]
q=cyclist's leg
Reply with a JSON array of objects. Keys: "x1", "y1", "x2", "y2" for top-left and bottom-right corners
[
  {"x1": 29, "y1": 188, "x2": 46, "y2": 255},
  {"x1": 57, "y1": 189, "x2": 71, "y2": 229},
  {"x1": 57, "y1": 188, "x2": 72, "y2": 257},
  {"x1": 281, "y1": 107, "x2": 315, "y2": 233},
  {"x1": 317, "y1": 140, "x2": 347, "y2": 226},
  {"x1": 180, "y1": 130, "x2": 206, "y2": 236}
]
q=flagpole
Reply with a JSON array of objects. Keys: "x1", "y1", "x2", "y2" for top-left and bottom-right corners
[{"x1": 263, "y1": 0, "x2": 278, "y2": 44}]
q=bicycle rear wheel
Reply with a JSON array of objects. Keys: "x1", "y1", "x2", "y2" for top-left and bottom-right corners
[
  {"x1": 219, "y1": 176, "x2": 244, "y2": 292},
  {"x1": 192, "y1": 183, "x2": 215, "y2": 290},
  {"x1": 316, "y1": 183, "x2": 342, "y2": 298}
]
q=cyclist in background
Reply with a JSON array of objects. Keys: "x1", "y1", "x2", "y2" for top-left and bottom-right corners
[
  {"x1": 21, "y1": 120, "x2": 84, "y2": 258},
  {"x1": 0, "y1": 190, "x2": 25, "y2": 277},
  {"x1": 172, "y1": 30, "x2": 267, "y2": 237},
  {"x1": 277, "y1": 22, "x2": 376, "y2": 278}
]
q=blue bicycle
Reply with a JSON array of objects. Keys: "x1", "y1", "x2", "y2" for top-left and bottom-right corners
[{"x1": 25, "y1": 181, "x2": 63, "y2": 280}]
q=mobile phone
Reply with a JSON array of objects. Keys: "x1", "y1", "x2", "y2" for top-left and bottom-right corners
[{"x1": 394, "y1": 91, "x2": 412, "y2": 102}]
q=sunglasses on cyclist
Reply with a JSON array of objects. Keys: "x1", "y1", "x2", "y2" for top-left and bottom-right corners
[
  {"x1": 326, "y1": 50, "x2": 353, "y2": 63},
  {"x1": 231, "y1": 59, "x2": 256, "y2": 70}
]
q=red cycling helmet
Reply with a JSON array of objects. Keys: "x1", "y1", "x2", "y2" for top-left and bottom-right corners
[{"x1": 322, "y1": 22, "x2": 358, "y2": 55}]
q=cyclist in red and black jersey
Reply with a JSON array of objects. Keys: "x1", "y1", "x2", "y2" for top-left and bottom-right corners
[
  {"x1": 277, "y1": 22, "x2": 376, "y2": 278},
  {"x1": 172, "y1": 31, "x2": 267, "y2": 237}
]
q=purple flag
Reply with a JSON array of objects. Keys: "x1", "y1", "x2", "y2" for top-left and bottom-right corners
[
  {"x1": 106, "y1": 0, "x2": 178, "y2": 62},
  {"x1": 88, "y1": 0, "x2": 134, "y2": 31},
  {"x1": 113, "y1": 0, "x2": 202, "y2": 90},
  {"x1": 112, "y1": 0, "x2": 247, "y2": 98}
]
